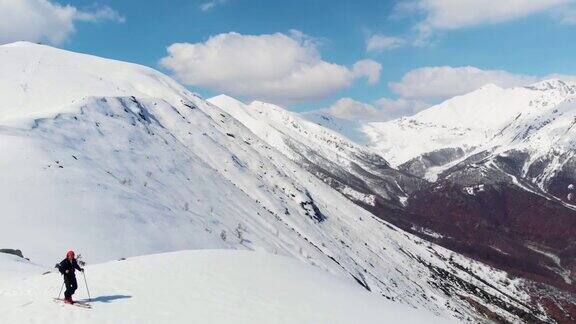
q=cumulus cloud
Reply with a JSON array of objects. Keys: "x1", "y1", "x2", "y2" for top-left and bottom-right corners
[
  {"x1": 352, "y1": 59, "x2": 382, "y2": 84},
  {"x1": 387, "y1": 0, "x2": 574, "y2": 45},
  {"x1": 75, "y1": 5, "x2": 125, "y2": 23},
  {"x1": 0, "y1": 0, "x2": 124, "y2": 45},
  {"x1": 375, "y1": 97, "x2": 429, "y2": 116},
  {"x1": 325, "y1": 98, "x2": 383, "y2": 121},
  {"x1": 410, "y1": 0, "x2": 571, "y2": 32},
  {"x1": 389, "y1": 66, "x2": 539, "y2": 101},
  {"x1": 366, "y1": 35, "x2": 406, "y2": 52},
  {"x1": 160, "y1": 31, "x2": 381, "y2": 104},
  {"x1": 322, "y1": 97, "x2": 429, "y2": 122}
]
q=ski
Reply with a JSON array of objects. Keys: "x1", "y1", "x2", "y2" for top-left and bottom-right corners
[{"x1": 53, "y1": 298, "x2": 92, "y2": 309}]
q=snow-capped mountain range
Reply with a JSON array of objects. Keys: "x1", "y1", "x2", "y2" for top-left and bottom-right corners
[
  {"x1": 210, "y1": 77, "x2": 576, "y2": 322},
  {"x1": 298, "y1": 78, "x2": 576, "y2": 321},
  {"x1": 363, "y1": 80, "x2": 576, "y2": 181},
  {"x1": 357, "y1": 80, "x2": 576, "y2": 285},
  {"x1": 0, "y1": 42, "x2": 574, "y2": 323}
]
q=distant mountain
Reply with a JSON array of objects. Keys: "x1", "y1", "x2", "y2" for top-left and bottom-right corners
[
  {"x1": 358, "y1": 80, "x2": 572, "y2": 176},
  {"x1": 292, "y1": 80, "x2": 576, "y2": 321},
  {"x1": 357, "y1": 81, "x2": 576, "y2": 288},
  {"x1": 208, "y1": 95, "x2": 423, "y2": 211},
  {"x1": 301, "y1": 109, "x2": 372, "y2": 144},
  {"x1": 0, "y1": 42, "x2": 558, "y2": 322},
  {"x1": 211, "y1": 92, "x2": 576, "y2": 321}
]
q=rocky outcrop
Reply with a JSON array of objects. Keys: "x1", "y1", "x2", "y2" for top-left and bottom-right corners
[{"x1": 0, "y1": 249, "x2": 24, "y2": 258}]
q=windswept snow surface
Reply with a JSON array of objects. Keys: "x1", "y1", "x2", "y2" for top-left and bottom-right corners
[
  {"x1": 0, "y1": 254, "x2": 43, "y2": 285},
  {"x1": 0, "y1": 250, "x2": 448, "y2": 324}
]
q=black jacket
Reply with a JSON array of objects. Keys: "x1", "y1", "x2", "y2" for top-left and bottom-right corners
[{"x1": 58, "y1": 258, "x2": 83, "y2": 276}]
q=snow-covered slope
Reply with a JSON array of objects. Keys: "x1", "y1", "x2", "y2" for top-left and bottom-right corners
[
  {"x1": 208, "y1": 96, "x2": 368, "y2": 164},
  {"x1": 208, "y1": 95, "x2": 422, "y2": 208},
  {"x1": 0, "y1": 42, "x2": 190, "y2": 126},
  {"x1": 0, "y1": 253, "x2": 43, "y2": 285},
  {"x1": 210, "y1": 83, "x2": 576, "y2": 320},
  {"x1": 208, "y1": 95, "x2": 388, "y2": 174},
  {"x1": 467, "y1": 84, "x2": 576, "y2": 193},
  {"x1": 301, "y1": 110, "x2": 371, "y2": 144},
  {"x1": 0, "y1": 250, "x2": 449, "y2": 324},
  {"x1": 0, "y1": 42, "x2": 559, "y2": 322},
  {"x1": 342, "y1": 79, "x2": 576, "y2": 304},
  {"x1": 378, "y1": 79, "x2": 576, "y2": 198},
  {"x1": 363, "y1": 81, "x2": 576, "y2": 169}
]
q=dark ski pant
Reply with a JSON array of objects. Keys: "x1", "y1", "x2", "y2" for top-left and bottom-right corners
[{"x1": 64, "y1": 274, "x2": 78, "y2": 300}]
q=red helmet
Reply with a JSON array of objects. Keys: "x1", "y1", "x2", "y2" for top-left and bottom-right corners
[{"x1": 66, "y1": 250, "x2": 75, "y2": 258}]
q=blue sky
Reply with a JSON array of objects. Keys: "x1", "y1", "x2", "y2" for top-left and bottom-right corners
[{"x1": 2, "y1": 0, "x2": 576, "y2": 119}]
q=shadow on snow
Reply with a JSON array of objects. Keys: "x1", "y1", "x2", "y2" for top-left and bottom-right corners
[{"x1": 85, "y1": 295, "x2": 132, "y2": 303}]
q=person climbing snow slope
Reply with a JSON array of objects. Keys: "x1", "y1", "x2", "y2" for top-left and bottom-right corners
[{"x1": 57, "y1": 250, "x2": 84, "y2": 304}]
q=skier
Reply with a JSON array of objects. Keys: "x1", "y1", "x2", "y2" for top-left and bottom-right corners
[{"x1": 57, "y1": 250, "x2": 84, "y2": 304}]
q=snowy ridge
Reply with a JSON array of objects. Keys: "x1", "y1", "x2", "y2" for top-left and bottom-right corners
[
  {"x1": 301, "y1": 110, "x2": 370, "y2": 144},
  {"x1": 415, "y1": 79, "x2": 576, "y2": 201},
  {"x1": 0, "y1": 42, "x2": 194, "y2": 127},
  {"x1": 355, "y1": 77, "x2": 576, "y2": 301},
  {"x1": 209, "y1": 95, "x2": 385, "y2": 171},
  {"x1": 209, "y1": 95, "x2": 419, "y2": 208},
  {"x1": 362, "y1": 80, "x2": 576, "y2": 167},
  {"x1": 0, "y1": 42, "x2": 557, "y2": 322},
  {"x1": 210, "y1": 75, "x2": 576, "y2": 320}
]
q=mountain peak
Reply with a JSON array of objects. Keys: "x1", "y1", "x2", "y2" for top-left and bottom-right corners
[
  {"x1": 477, "y1": 82, "x2": 502, "y2": 91},
  {"x1": 0, "y1": 41, "x2": 78, "y2": 56},
  {"x1": 249, "y1": 100, "x2": 291, "y2": 116},
  {"x1": 0, "y1": 43, "x2": 188, "y2": 126},
  {"x1": 209, "y1": 94, "x2": 245, "y2": 105},
  {"x1": 1, "y1": 41, "x2": 43, "y2": 48}
]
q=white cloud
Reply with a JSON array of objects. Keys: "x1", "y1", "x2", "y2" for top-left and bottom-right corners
[
  {"x1": 391, "y1": 0, "x2": 574, "y2": 44},
  {"x1": 199, "y1": 0, "x2": 228, "y2": 12},
  {"x1": 0, "y1": 0, "x2": 124, "y2": 45},
  {"x1": 375, "y1": 97, "x2": 429, "y2": 116},
  {"x1": 75, "y1": 5, "x2": 125, "y2": 23},
  {"x1": 366, "y1": 35, "x2": 406, "y2": 52},
  {"x1": 325, "y1": 98, "x2": 383, "y2": 120},
  {"x1": 389, "y1": 66, "x2": 538, "y2": 101},
  {"x1": 408, "y1": 0, "x2": 571, "y2": 32},
  {"x1": 160, "y1": 31, "x2": 381, "y2": 104},
  {"x1": 322, "y1": 97, "x2": 429, "y2": 122},
  {"x1": 352, "y1": 59, "x2": 382, "y2": 84}
]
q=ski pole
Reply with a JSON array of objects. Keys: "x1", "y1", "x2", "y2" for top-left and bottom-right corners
[
  {"x1": 82, "y1": 271, "x2": 91, "y2": 301},
  {"x1": 57, "y1": 280, "x2": 64, "y2": 299}
]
